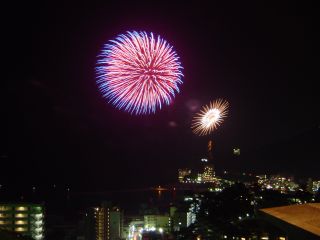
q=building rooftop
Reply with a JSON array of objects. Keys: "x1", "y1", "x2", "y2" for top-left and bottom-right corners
[{"x1": 260, "y1": 203, "x2": 320, "y2": 237}]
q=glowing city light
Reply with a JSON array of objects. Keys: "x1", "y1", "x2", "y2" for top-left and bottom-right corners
[
  {"x1": 191, "y1": 99, "x2": 229, "y2": 136},
  {"x1": 96, "y1": 31, "x2": 183, "y2": 114}
]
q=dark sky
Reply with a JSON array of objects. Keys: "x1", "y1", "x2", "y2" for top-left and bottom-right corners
[{"x1": 4, "y1": 1, "x2": 319, "y2": 190}]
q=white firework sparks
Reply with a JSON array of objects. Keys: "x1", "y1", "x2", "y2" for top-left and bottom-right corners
[{"x1": 191, "y1": 99, "x2": 229, "y2": 136}]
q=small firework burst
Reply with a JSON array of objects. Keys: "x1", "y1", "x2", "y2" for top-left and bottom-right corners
[{"x1": 191, "y1": 99, "x2": 229, "y2": 136}]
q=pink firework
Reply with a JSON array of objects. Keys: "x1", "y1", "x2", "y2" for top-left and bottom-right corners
[{"x1": 96, "y1": 31, "x2": 183, "y2": 114}]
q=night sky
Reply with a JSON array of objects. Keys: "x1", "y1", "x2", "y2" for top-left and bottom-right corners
[{"x1": 4, "y1": 1, "x2": 319, "y2": 190}]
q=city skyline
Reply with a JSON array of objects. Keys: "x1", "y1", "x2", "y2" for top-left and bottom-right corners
[{"x1": 4, "y1": 1, "x2": 319, "y2": 191}]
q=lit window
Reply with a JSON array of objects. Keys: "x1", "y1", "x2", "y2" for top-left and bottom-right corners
[
  {"x1": 33, "y1": 227, "x2": 43, "y2": 232},
  {"x1": 16, "y1": 206, "x2": 28, "y2": 211},
  {"x1": 32, "y1": 206, "x2": 42, "y2": 211},
  {"x1": 15, "y1": 213, "x2": 27, "y2": 218},
  {"x1": 0, "y1": 206, "x2": 11, "y2": 211},
  {"x1": 15, "y1": 220, "x2": 27, "y2": 225},
  {"x1": 34, "y1": 234, "x2": 43, "y2": 240},
  {"x1": 15, "y1": 227, "x2": 28, "y2": 232},
  {"x1": 33, "y1": 220, "x2": 43, "y2": 226},
  {"x1": 33, "y1": 213, "x2": 43, "y2": 219}
]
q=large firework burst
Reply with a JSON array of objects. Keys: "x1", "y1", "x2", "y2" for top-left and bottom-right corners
[
  {"x1": 191, "y1": 99, "x2": 229, "y2": 136},
  {"x1": 96, "y1": 31, "x2": 183, "y2": 114}
]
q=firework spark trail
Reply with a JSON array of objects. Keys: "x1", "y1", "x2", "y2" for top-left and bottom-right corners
[
  {"x1": 191, "y1": 99, "x2": 229, "y2": 136},
  {"x1": 96, "y1": 31, "x2": 183, "y2": 114}
]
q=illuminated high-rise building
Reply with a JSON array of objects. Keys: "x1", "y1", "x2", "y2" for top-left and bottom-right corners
[
  {"x1": 144, "y1": 214, "x2": 170, "y2": 232},
  {"x1": 178, "y1": 168, "x2": 191, "y2": 183},
  {"x1": 233, "y1": 147, "x2": 240, "y2": 156},
  {"x1": 177, "y1": 140, "x2": 218, "y2": 184},
  {"x1": 0, "y1": 203, "x2": 45, "y2": 240},
  {"x1": 204, "y1": 140, "x2": 216, "y2": 179},
  {"x1": 201, "y1": 164, "x2": 215, "y2": 183},
  {"x1": 94, "y1": 202, "x2": 123, "y2": 240},
  {"x1": 170, "y1": 206, "x2": 194, "y2": 232},
  {"x1": 312, "y1": 180, "x2": 320, "y2": 193}
]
